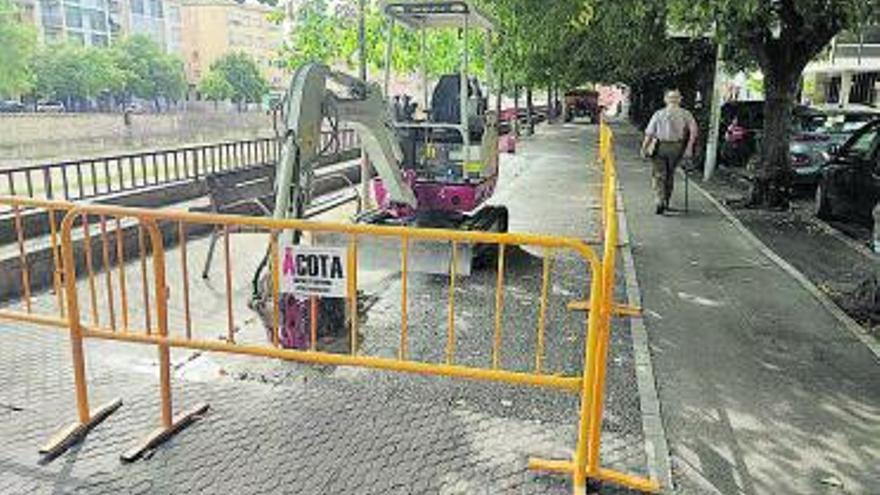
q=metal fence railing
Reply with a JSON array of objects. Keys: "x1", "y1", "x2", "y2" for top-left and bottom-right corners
[{"x1": 0, "y1": 129, "x2": 360, "y2": 208}]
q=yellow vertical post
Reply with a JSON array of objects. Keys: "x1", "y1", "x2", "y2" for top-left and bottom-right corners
[
  {"x1": 535, "y1": 249, "x2": 552, "y2": 373},
  {"x1": 400, "y1": 236, "x2": 409, "y2": 360},
  {"x1": 224, "y1": 225, "x2": 234, "y2": 344},
  {"x1": 145, "y1": 220, "x2": 173, "y2": 429},
  {"x1": 82, "y1": 214, "x2": 98, "y2": 326},
  {"x1": 586, "y1": 152, "x2": 619, "y2": 476},
  {"x1": 13, "y1": 205, "x2": 32, "y2": 313},
  {"x1": 179, "y1": 222, "x2": 192, "y2": 340},
  {"x1": 492, "y1": 244, "x2": 506, "y2": 369},
  {"x1": 573, "y1": 261, "x2": 605, "y2": 491},
  {"x1": 138, "y1": 224, "x2": 151, "y2": 333},
  {"x1": 115, "y1": 217, "x2": 129, "y2": 330},
  {"x1": 60, "y1": 209, "x2": 91, "y2": 424},
  {"x1": 271, "y1": 231, "x2": 280, "y2": 348},
  {"x1": 348, "y1": 236, "x2": 358, "y2": 354},
  {"x1": 48, "y1": 208, "x2": 66, "y2": 318},
  {"x1": 99, "y1": 215, "x2": 116, "y2": 331},
  {"x1": 446, "y1": 241, "x2": 458, "y2": 364}
]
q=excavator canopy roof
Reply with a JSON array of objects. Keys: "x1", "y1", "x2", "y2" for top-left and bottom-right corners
[{"x1": 380, "y1": 0, "x2": 496, "y2": 32}]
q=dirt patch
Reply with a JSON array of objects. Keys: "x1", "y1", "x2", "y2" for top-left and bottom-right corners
[{"x1": 696, "y1": 167, "x2": 880, "y2": 340}]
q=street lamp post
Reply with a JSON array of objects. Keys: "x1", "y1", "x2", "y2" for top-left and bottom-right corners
[{"x1": 703, "y1": 42, "x2": 725, "y2": 181}]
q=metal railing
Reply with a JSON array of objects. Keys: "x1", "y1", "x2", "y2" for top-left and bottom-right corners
[{"x1": 0, "y1": 129, "x2": 359, "y2": 207}]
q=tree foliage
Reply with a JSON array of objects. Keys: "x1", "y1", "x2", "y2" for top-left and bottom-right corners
[
  {"x1": 32, "y1": 43, "x2": 124, "y2": 107},
  {"x1": 199, "y1": 70, "x2": 233, "y2": 104},
  {"x1": 481, "y1": 0, "x2": 593, "y2": 89},
  {"x1": 29, "y1": 35, "x2": 185, "y2": 110},
  {"x1": 0, "y1": 0, "x2": 37, "y2": 97},
  {"x1": 280, "y1": 0, "x2": 485, "y2": 78},
  {"x1": 112, "y1": 35, "x2": 187, "y2": 106},
  {"x1": 202, "y1": 52, "x2": 269, "y2": 108}
]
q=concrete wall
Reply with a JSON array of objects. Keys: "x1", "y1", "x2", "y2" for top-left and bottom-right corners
[{"x1": 0, "y1": 110, "x2": 274, "y2": 166}]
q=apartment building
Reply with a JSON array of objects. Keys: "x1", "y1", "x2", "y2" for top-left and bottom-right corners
[
  {"x1": 15, "y1": 0, "x2": 180, "y2": 52},
  {"x1": 804, "y1": 27, "x2": 880, "y2": 106},
  {"x1": 180, "y1": 0, "x2": 285, "y2": 90}
]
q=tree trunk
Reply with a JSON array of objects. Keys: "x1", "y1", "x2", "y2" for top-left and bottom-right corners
[
  {"x1": 513, "y1": 85, "x2": 520, "y2": 136},
  {"x1": 514, "y1": 85, "x2": 520, "y2": 114},
  {"x1": 496, "y1": 72, "x2": 503, "y2": 115},
  {"x1": 547, "y1": 83, "x2": 552, "y2": 121},
  {"x1": 748, "y1": 68, "x2": 799, "y2": 208},
  {"x1": 525, "y1": 87, "x2": 534, "y2": 135}
]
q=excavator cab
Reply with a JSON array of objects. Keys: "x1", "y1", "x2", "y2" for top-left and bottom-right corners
[{"x1": 373, "y1": 0, "x2": 501, "y2": 220}]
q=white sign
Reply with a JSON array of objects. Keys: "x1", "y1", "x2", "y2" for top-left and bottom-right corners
[{"x1": 281, "y1": 245, "x2": 348, "y2": 297}]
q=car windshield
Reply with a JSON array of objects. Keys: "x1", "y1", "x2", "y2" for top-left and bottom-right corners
[
  {"x1": 801, "y1": 112, "x2": 879, "y2": 135},
  {"x1": 844, "y1": 126, "x2": 880, "y2": 161}
]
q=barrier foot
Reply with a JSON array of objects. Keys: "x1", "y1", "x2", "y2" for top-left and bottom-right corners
[
  {"x1": 121, "y1": 403, "x2": 209, "y2": 463},
  {"x1": 528, "y1": 457, "x2": 573, "y2": 473},
  {"x1": 528, "y1": 457, "x2": 661, "y2": 494},
  {"x1": 39, "y1": 398, "x2": 123, "y2": 460},
  {"x1": 566, "y1": 300, "x2": 643, "y2": 317}
]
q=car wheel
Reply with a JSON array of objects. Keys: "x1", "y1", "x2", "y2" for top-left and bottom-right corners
[{"x1": 815, "y1": 181, "x2": 833, "y2": 220}]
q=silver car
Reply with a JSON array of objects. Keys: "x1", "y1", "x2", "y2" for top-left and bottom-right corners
[{"x1": 790, "y1": 104, "x2": 880, "y2": 185}]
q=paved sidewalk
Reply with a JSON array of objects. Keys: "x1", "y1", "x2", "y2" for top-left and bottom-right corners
[
  {"x1": 0, "y1": 124, "x2": 651, "y2": 494},
  {"x1": 612, "y1": 123, "x2": 880, "y2": 494}
]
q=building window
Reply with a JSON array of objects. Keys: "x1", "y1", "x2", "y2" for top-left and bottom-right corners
[
  {"x1": 89, "y1": 10, "x2": 106, "y2": 30},
  {"x1": 131, "y1": 0, "x2": 143, "y2": 15},
  {"x1": 65, "y1": 5, "x2": 83, "y2": 27},
  {"x1": 827, "y1": 76, "x2": 841, "y2": 104},
  {"x1": 41, "y1": 3, "x2": 63, "y2": 28},
  {"x1": 92, "y1": 33, "x2": 108, "y2": 46},
  {"x1": 851, "y1": 72, "x2": 879, "y2": 105},
  {"x1": 148, "y1": 0, "x2": 162, "y2": 17}
]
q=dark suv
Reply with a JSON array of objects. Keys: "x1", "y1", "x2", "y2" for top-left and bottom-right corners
[{"x1": 814, "y1": 118, "x2": 880, "y2": 225}]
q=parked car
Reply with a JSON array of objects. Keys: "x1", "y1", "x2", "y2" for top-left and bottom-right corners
[
  {"x1": 718, "y1": 101, "x2": 819, "y2": 168},
  {"x1": 790, "y1": 105, "x2": 880, "y2": 185},
  {"x1": 814, "y1": 118, "x2": 880, "y2": 225},
  {"x1": 563, "y1": 89, "x2": 600, "y2": 123},
  {"x1": 36, "y1": 101, "x2": 65, "y2": 113},
  {"x1": 0, "y1": 100, "x2": 26, "y2": 113},
  {"x1": 718, "y1": 101, "x2": 763, "y2": 167}
]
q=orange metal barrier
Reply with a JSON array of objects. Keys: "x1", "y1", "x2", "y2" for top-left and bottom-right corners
[
  {"x1": 0, "y1": 196, "x2": 73, "y2": 330},
  {"x1": 0, "y1": 120, "x2": 659, "y2": 494}
]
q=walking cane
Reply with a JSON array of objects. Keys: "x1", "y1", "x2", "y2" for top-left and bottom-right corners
[
  {"x1": 685, "y1": 167, "x2": 689, "y2": 214},
  {"x1": 682, "y1": 158, "x2": 690, "y2": 214}
]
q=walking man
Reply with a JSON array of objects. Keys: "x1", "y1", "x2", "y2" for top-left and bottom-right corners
[{"x1": 641, "y1": 89, "x2": 698, "y2": 214}]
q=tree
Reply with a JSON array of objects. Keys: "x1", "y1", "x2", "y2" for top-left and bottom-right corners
[
  {"x1": 155, "y1": 54, "x2": 187, "y2": 104},
  {"x1": 112, "y1": 35, "x2": 187, "y2": 111},
  {"x1": 31, "y1": 43, "x2": 111, "y2": 110},
  {"x1": 198, "y1": 70, "x2": 233, "y2": 108},
  {"x1": 0, "y1": 0, "x2": 36, "y2": 97},
  {"x1": 203, "y1": 52, "x2": 268, "y2": 110},
  {"x1": 280, "y1": 0, "x2": 487, "y2": 79},
  {"x1": 669, "y1": 0, "x2": 879, "y2": 207}
]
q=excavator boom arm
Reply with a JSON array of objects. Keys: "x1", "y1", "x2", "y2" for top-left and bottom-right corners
[{"x1": 273, "y1": 63, "x2": 416, "y2": 221}]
